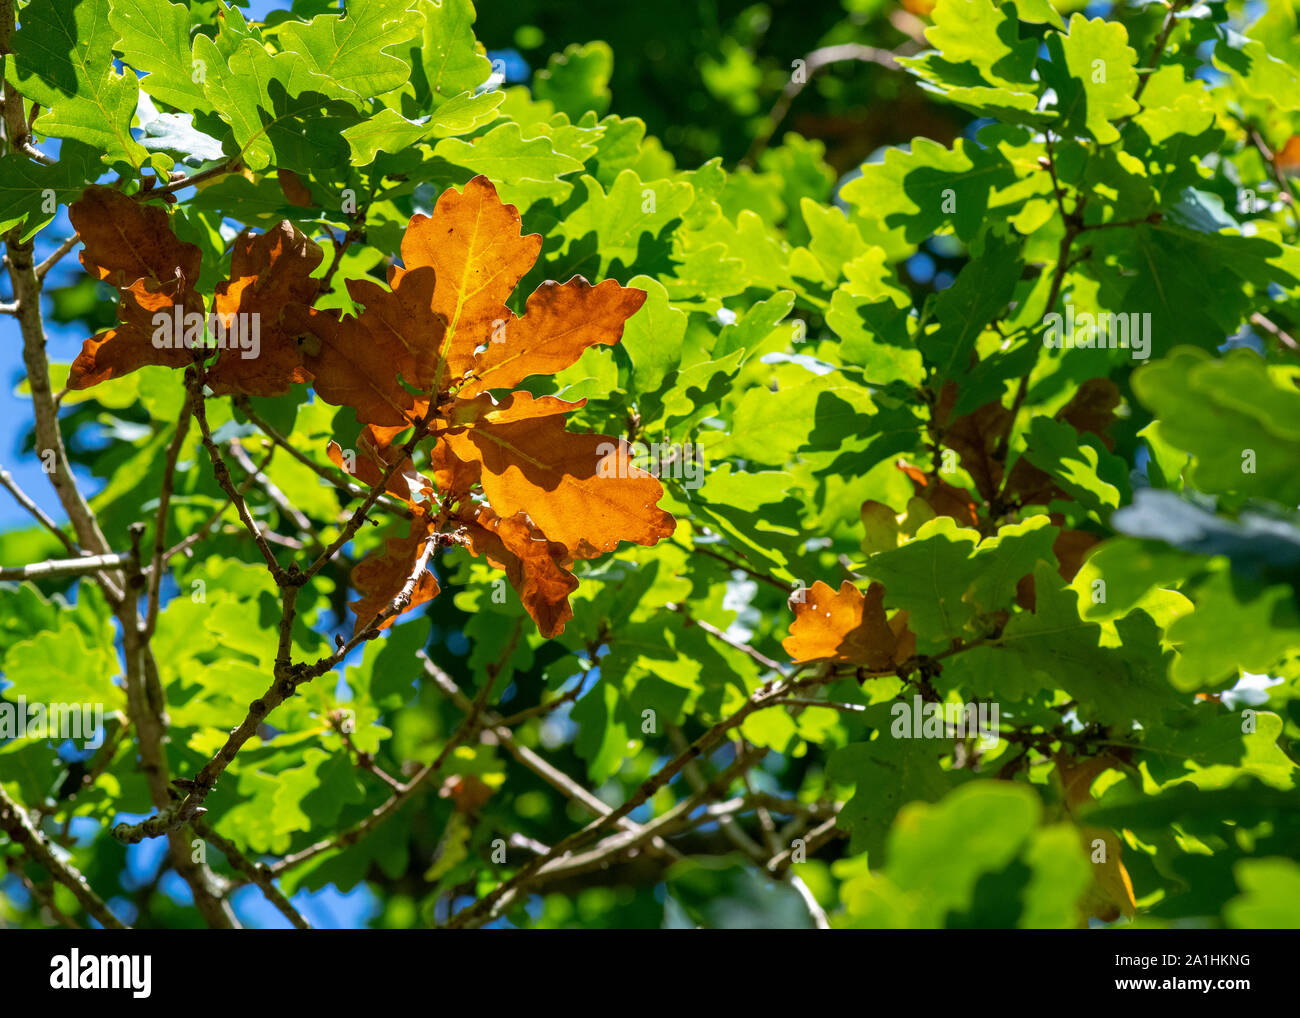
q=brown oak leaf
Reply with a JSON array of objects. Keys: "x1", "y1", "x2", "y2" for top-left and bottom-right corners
[
  {"x1": 70, "y1": 185, "x2": 202, "y2": 288},
  {"x1": 205, "y1": 222, "x2": 322, "y2": 396},
  {"x1": 439, "y1": 774, "x2": 493, "y2": 814},
  {"x1": 349, "y1": 509, "x2": 440, "y2": 635},
  {"x1": 68, "y1": 186, "x2": 319, "y2": 395},
  {"x1": 461, "y1": 505, "x2": 579, "y2": 637},
  {"x1": 897, "y1": 462, "x2": 979, "y2": 527},
  {"x1": 67, "y1": 187, "x2": 204, "y2": 389},
  {"x1": 934, "y1": 383, "x2": 1011, "y2": 503},
  {"x1": 291, "y1": 267, "x2": 445, "y2": 431},
  {"x1": 276, "y1": 169, "x2": 313, "y2": 208}
]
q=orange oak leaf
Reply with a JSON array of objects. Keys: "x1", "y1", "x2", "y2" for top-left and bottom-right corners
[
  {"x1": 349, "y1": 509, "x2": 440, "y2": 635},
  {"x1": 275, "y1": 173, "x2": 542, "y2": 426},
  {"x1": 459, "y1": 278, "x2": 647, "y2": 398},
  {"x1": 399, "y1": 174, "x2": 542, "y2": 396},
  {"x1": 304, "y1": 176, "x2": 671, "y2": 633},
  {"x1": 204, "y1": 222, "x2": 322, "y2": 396},
  {"x1": 294, "y1": 177, "x2": 646, "y2": 431},
  {"x1": 441, "y1": 391, "x2": 675, "y2": 558},
  {"x1": 428, "y1": 437, "x2": 482, "y2": 500},
  {"x1": 1274, "y1": 135, "x2": 1300, "y2": 176},
  {"x1": 287, "y1": 287, "x2": 438, "y2": 433},
  {"x1": 461, "y1": 505, "x2": 579, "y2": 637},
  {"x1": 446, "y1": 390, "x2": 582, "y2": 428},
  {"x1": 783, "y1": 580, "x2": 914, "y2": 669}
]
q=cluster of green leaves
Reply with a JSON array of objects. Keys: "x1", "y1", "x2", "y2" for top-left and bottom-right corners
[{"x1": 2, "y1": 0, "x2": 1300, "y2": 930}]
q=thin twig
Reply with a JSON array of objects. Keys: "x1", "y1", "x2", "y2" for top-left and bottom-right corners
[
  {"x1": 767, "y1": 814, "x2": 844, "y2": 876},
  {"x1": 0, "y1": 783, "x2": 129, "y2": 929},
  {"x1": 225, "y1": 439, "x2": 323, "y2": 551},
  {"x1": 418, "y1": 653, "x2": 680, "y2": 861},
  {"x1": 186, "y1": 365, "x2": 287, "y2": 584},
  {"x1": 666, "y1": 601, "x2": 788, "y2": 673},
  {"x1": 144, "y1": 403, "x2": 191, "y2": 636},
  {"x1": 0, "y1": 550, "x2": 133, "y2": 580},
  {"x1": 161, "y1": 448, "x2": 274, "y2": 561},
  {"x1": 34, "y1": 233, "x2": 79, "y2": 281},
  {"x1": 672, "y1": 539, "x2": 791, "y2": 593},
  {"x1": 19, "y1": 140, "x2": 54, "y2": 165},
  {"x1": 269, "y1": 625, "x2": 523, "y2": 875},
  {"x1": 232, "y1": 396, "x2": 412, "y2": 519},
  {"x1": 193, "y1": 820, "x2": 312, "y2": 930},
  {"x1": 0, "y1": 465, "x2": 77, "y2": 553},
  {"x1": 1250, "y1": 312, "x2": 1300, "y2": 353},
  {"x1": 147, "y1": 159, "x2": 239, "y2": 197},
  {"x1": 5, "y1": 856, "x2": 79, "y2": 928},
  {"x1": 1132, "y1": 2, "x2": 1188, "y2": 105},
  {"x1": 445, "y1": 665, "x2": 825, "y2": 928}
]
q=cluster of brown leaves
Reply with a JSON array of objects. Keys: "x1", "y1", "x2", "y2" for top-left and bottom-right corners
[
  {"x1": 68, "y1": 187, "x2": 321, "y2": 395},
  {"x1": 780, "y1": 376, "x2": 1135, "y2": 926},
  {"x1": 68, "y1": 177, "x2": 674, "y2": 637},
  {"x1": 933, "y1": 376, "x2": 1118, "y2": 608},
  {"x1": 782, "y1": 378, "x2": 1122, "y2": 665}
]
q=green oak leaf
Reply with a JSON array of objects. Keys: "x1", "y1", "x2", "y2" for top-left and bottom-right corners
[
  {"x1": 340, "y1": 91, "x2": 504, "y2": 164},
  {"x1": 1226, "y1": 859, "x2": 1300, "y2": 927},
  {"x1": 277, "y1": 0, "x2": 424, "y2": 105},
  {"x1": 195, "y1": 39, "x2": 357, "y2": 171},
  {"x1": 433, "y1": 121, "x2": 588, "y2": 209},
  {"x1": 921, "y1": 227, "x2": 1023, "y2": 382},
  {"x1": 921, "y1": 0, "x2": 1037, "y2": 92},
  {"x1": 534, "y1": 41, "x2": 613, "y2": 120},
  {"x1": 829, "y1": 715, "x2": 969, "y2": 863},
  {"x1": 3, "y1": 619, "x2": 122, "y2": 709},
  {"x1": 9, "y1": 0, "x2": 148, "y2": 166},
  {"x1": 842, "y1": 137, "x2": 1018, "y2": 244},
  {"x1": 1041, "y1": 15, "x2": 1140, "y2": 145},
  {"x1": 1133, "y1": 346, "x2": 1300, "y2": 504},
  {"x1": 1167, "y1": 573, "x2": 1300, "y2": 691},
  {"x1": 0, "y1": 141, "x2": 96, "y2": 239},
  {"x1": 109, "y1": 0, "x2": 209, "y2": 112},
  {"x1": 1020, "y1": 416, "x2": 1127, "y2": 512},
  {"x1": 867, "y1": 516, "x2": 984, "y2": 646},
  {"x1": 417, "y1": 0, "x2": 491, "y2": 105}
]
